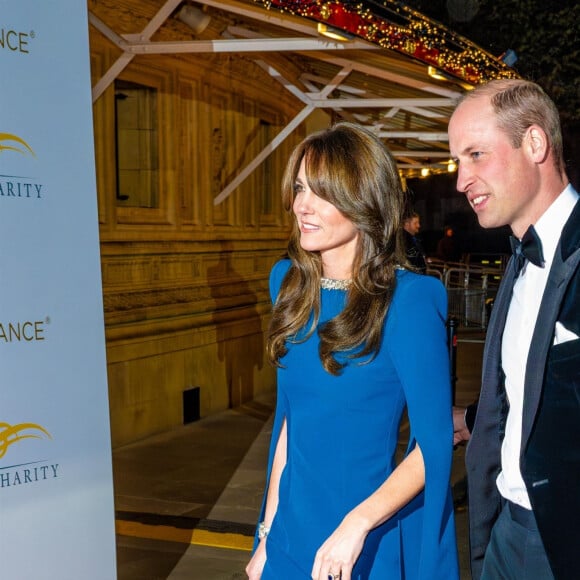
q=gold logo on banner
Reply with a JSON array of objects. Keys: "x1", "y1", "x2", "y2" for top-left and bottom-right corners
[
  {"x1": 0, "y1": 132, "x2": 43, "y2": 199},
  {"x1": 0, "y1": 422, "x2": 52, "y2": 459},
  {"x1": 0, "y1": 133, "x2": 35, "y2": 157}
]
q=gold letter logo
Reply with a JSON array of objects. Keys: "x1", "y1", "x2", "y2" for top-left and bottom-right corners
[
  {"x1": 0, "y1": 422, "x2": 52, "y2": 459},
  {"x1": 0, "y1": 133, "x2": 35, "y2": 157}
]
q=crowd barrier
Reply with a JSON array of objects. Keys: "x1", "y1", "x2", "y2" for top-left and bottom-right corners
[{"x1": 426, "y1": 256, "x2": 506, "y2": 329}]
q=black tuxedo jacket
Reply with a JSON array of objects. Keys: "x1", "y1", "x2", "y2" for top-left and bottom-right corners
[{"x1": 465, "y1": 196, "x2": 580, "y2": 580}]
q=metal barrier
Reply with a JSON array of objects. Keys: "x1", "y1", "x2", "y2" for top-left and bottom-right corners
[
  {"x1": 443, "y1": 266, "x2": 503, "y2": 329},
  {"x1": 426, "y1": 257, "x2": 506, "y2": 329},
  {"x1": 447, "y1": 287, "x2": 487, "y2": 328}
]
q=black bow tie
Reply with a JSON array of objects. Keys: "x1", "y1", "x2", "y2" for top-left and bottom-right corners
[{"x1": 509, "y1": 225, "x2": 545, "y2": 276}]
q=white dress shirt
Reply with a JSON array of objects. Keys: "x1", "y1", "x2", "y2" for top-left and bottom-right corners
[{"x1": 498, "y1": 184, "x2": 579, "y2": 509}]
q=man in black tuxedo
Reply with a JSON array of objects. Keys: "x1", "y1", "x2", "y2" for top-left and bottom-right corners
[{"x1": 449, "y1": 79, "x2": 579, "y2": 579}]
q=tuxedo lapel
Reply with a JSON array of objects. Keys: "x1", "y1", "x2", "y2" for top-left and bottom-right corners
[
  {"x1": 522, "y1": 200, "x2": 580, "y2": 444},
  {"x1": 467, "y1": 258, "x2": 516, "y2": 451},
  {"x1": 481, "y1": 259, "x2": 517, "y2": 385}
]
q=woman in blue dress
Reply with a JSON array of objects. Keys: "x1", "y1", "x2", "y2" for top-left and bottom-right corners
[{"x1": 246, "y1": 122, "x2": 459, "y2": 580}]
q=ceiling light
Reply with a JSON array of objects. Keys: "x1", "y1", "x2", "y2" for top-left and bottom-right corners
[
  {"x1": 317, "y1": 23, "x2": 352, "y2": 42},
  {"x1": 428, "y1": 66, "x2": 448, "y2": 81},
  {"x1": 177, "y1": 4, "x2": 211, "y2": 35},
  {"x1": 447, "y1": 160, "x2": 457, "y2": 172},
  {"x1": 421, "y1": 167, "x2": 430, "y2": 177},
  {"x1": 427, "y1": 66, "x2": 474, "y2": 91}
]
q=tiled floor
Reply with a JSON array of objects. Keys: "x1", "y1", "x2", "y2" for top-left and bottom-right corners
[{"x1": 114, "y1": 329, "x2": 485, "y2": 579}]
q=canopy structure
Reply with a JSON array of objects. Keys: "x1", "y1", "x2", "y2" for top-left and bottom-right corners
[{"x1": 89, "y1": 0, "x2": 517, "y2": 202}]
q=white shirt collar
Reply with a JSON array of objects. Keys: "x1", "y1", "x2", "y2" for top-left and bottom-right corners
[{"x1": 532, "y1": 184, "x2": 579, "y2": 267}]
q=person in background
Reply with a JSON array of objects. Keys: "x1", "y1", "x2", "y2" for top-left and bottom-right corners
[
  {"x1": 402, "y1": 211, "x2": 427, "y2": 272},
  {"x1": 449, "y1": 78, "x2": 579, "y2": 579},
  {"x1": 246, "y1": 122, "x2": 458, "y2": 580},
  {"x1": 436, "y1": 226, "x2": 460, "y2": 263}
]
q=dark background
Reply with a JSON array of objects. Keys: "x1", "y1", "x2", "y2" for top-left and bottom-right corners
[{"x1": 401, "y1": 0, "x2": 579, "y2": 259}]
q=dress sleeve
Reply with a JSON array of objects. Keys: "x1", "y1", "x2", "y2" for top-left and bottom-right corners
[
  {"x1": 386, "y1": 273, "x2": 459, "y2": 578},
  {"x1": 253, "y1": 259, "x2": 291, "y2": 549}
]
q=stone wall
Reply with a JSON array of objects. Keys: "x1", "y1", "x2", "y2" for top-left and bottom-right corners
[{"x1": 89, "y1": 2, "x2": 308, "y2": 446}]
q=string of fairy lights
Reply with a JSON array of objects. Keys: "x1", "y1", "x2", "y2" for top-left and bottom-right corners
[
  {"x1": 255, "y1": 0, "x2": 517, "y2": 84},
  {"x1": 253, "y1": 0, "x2": 518, "y2": 178}
]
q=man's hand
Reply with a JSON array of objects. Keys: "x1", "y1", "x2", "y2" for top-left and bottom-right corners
[{"x1": 453, "y1": 406, "x2": 471, "y2": 445}]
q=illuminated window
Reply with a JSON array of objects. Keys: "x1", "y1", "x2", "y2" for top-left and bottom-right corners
[{"x1": 114, "y1": 80, "x2": 159, "y2": 208}]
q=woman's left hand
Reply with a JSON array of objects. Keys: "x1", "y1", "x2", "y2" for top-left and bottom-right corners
[{"x1": 310, "y1": 514, "x2": 367, "y2": 580}]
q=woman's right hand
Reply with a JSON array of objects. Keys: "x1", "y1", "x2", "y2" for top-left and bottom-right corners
[{"x1": 246, "y1": 540, "x2": 267, "y2": 579}]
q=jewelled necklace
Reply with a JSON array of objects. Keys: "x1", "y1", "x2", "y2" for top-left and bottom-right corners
[{"x1": 320, "y1": 277, "x2": 352, "y2": 291}]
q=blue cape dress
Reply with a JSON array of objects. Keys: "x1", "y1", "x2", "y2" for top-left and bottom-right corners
[{"x1": 257, "y1": 259, "x2": 459, "y2": 579}]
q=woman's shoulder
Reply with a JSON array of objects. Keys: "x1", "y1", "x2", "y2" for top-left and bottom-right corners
[
  {"x1": 395, "y1": 268, "x2": 446, "y2": 300},
  {"x1": 269, "y1": 258, "x2": 291, "y2": 299},
  {"x1": 396, "y1": 267, "x2": 442, "y2": 287},
  {"x1": 270, "y1": 258, "x2": 291, "y2": 280},
  {"x1": 389, "y1": 269, "x2": 448, "y2": 327}
]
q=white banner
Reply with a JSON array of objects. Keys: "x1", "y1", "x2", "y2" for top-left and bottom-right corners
[{"x1": 0, "y1": 2, "x2": 117, "y2": 578}]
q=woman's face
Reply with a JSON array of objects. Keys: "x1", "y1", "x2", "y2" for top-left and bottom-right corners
[{"x1": 292, "y1": 157, "x2": 359, "y2": 277}]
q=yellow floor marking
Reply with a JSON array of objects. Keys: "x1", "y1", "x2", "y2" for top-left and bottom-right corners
[{"x1": 116, "y1": 520, "x2": 253, "y2": 551}]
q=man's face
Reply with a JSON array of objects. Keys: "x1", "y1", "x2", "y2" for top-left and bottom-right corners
[
  {"x1": 448, "y1": 96, "x2": 539, "y2": 238},
  {"x1": 404, "y1": 216, "x2": 421, "y2": 236}
]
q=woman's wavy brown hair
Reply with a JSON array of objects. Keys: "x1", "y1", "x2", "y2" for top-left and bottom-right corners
[{"x1": 267, "y1": 122, "x2": 408, "y2": 375}]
